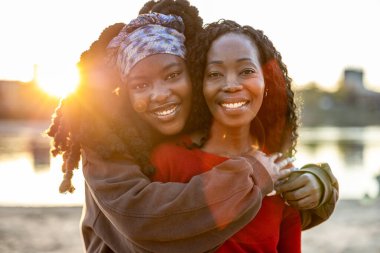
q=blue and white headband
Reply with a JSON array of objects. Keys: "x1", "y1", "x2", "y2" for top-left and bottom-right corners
[{"x1": 107, "y1": 13, "x2": 186, "y2": 82}]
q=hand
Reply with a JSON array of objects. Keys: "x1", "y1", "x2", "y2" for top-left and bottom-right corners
[
  {"x1": 251, "y1": 151, "x2": 295, "y2": 183},
  {"x1": 276, "y1": 172, "x2": 322, "y2": 209}
]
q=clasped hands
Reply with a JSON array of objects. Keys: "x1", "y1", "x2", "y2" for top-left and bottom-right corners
[{"x1": 250, "y1": 150, "x2": 322, "y2": 210}]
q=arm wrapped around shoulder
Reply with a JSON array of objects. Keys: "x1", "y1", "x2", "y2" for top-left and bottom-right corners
[{"x1": 82, "y1": 148, "x2": 272, "y2": 253}]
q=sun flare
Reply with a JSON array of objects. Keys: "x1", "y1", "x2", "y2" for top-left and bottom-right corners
[{"x1": 36, "y1": 64, "x2": 79, "y2": 98}]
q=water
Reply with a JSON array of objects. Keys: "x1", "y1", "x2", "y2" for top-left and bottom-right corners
[
  {"x1": 295, "y1": 126, "x2": 380, "y2": 199},
  {"x1": 0, "y1": 120, "x2": 379, "y2": 206},
  {"x1": 0, "y1": 120, "x2": 84, "y2": 206}
]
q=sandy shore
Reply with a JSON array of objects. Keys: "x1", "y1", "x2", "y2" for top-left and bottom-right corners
[{"x1": 0, "y1": 199, "x2": 379, "y2": 253}]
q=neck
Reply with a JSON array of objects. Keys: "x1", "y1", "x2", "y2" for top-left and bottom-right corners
[{"x1": 202, "y1": 121, "x2": 258, "y2": 157}]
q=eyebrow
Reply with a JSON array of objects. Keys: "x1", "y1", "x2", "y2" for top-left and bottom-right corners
[
  {"x1": 207, "y1": 58, "x2": 258, "y2": 67},
  {"x1": 128, "y1": 62, "x2": 183, "y2": 82},
  {"x1": 127, "y1": 75, "x2": 146, "y2": 83},
  {"x1": 162, "y1": 62, "x2": 182, "y2": 71}
]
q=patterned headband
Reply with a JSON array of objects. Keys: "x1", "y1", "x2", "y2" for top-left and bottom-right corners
[{"x1": 107, "y1": 13, "x2": 186, "y2": 82}]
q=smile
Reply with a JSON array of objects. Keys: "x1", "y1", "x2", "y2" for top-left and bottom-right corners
[
  {"x1": 221, "y1": 101, "x2": 248, "y2": 109},
  {"x1": 154, "y1": 105, "x2": 177, "y2": 116},
  {"x1": 150, "y1": 103, "x2": 180, "y2": 119}
]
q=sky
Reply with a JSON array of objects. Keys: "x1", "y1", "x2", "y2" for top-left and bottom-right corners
[{"x1": 1, "y1": 0, "x2": 379, "y2": 93}]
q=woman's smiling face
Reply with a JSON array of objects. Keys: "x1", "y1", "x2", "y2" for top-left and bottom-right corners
[
  {"x1": 203, "y1": 32, "x2": 265, "y2": 129},
  {"x1": 126, "y1": 54, "x2": 192, "y2": 135}
]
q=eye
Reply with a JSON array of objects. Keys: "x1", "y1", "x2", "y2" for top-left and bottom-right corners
[
  {"x1": 131, "y1": 83, "x2": 149, "y2": 91},
  {"x1": 166, "y1": 71, "x2": 181, "y2": 80},
  {"x1": 240, "y1": 68, "x2": 255, "y2": 76},
  {"x1": 206, "y1": 71, "x2": 223, "y2": 79}
]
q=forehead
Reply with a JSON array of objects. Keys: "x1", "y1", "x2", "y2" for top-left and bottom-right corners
[
  {"x1": 207, "y1": 32, "x2": 259, "y2": 61},
  {"x1": 127, "y1": 54, "x2": 185, "y2": 79}
]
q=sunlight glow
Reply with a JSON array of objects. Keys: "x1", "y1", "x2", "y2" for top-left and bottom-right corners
[
  {"x1": 36, "y1": 64, "x2": 79, "y2": 98},
  {"x1": 1, "y1": 0, "x2": 380, "y2": 91}
]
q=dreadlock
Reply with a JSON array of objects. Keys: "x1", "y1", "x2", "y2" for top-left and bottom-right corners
[
  {"x1": 46, "y1": 22, "x2": 126, "y2": 193},
  {"x1": 187, "y1": 19, "x2": 299, "y2": 157},
  {"x1": 46, "y1": 0, "x2": 204, "y2": 193}
]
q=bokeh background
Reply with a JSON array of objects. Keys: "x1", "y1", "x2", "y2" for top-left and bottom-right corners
[{"x1": 0, "y1": 0, "x2": 379, "y2": 252}]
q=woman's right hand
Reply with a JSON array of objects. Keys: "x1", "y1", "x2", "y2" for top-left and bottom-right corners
[{"x1": 250, "y1": 151, "x2": 295, "y2": 183}]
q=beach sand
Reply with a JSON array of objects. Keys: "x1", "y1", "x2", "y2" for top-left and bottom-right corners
[{"x1": 0, "y1": 199, "x2": 379, "y2": 253}]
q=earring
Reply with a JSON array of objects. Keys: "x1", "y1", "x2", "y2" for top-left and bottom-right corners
[{"x1": 265, "y1": 88, "x2": 268, "y2": 97}]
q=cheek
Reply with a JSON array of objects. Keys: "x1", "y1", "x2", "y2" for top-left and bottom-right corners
[
  {"x1": 183, "y1": 85, "x2": 192, "y2": 102},
  {"x1": 258, "y1": 84, "x2": 265, "y2": 98},
  {"x1": 132, "y1": 100, "x2": 148, "y2": 113},
  {"x1": 129, "y1": 91, "x2": 148, "y2": 113},
  {"x1": 178, "y1": 75, "x2": 193, "y2": 95},
  {"x1": 255, "y1": 83, "x2": 265, "y2": 107},
  {"x1": 181, "y1": 91, "x2": 192, "y2": 116},
  {"x1": 178, "y1": 81, "x2": 192, "y2": 107},
  {"x1": 251, "y1": 81, "x2": 265, "y2": 98}
]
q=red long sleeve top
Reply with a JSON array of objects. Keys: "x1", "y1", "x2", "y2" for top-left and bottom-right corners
[{"x1": 151, "y1": 136, "x2": 301, "y2": 253}]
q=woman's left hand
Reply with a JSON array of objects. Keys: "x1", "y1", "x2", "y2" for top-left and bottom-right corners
[{"x1": 275, "y1": 172, "x2": 323, "y2": 210}]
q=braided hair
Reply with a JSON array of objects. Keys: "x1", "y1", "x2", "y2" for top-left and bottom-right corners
[
  {"x1": 187, "y1": 19, "x2": 299, "y2": 156},
  {"x1": 46, "y1": 0, "x2": 203, "y2": 193}
]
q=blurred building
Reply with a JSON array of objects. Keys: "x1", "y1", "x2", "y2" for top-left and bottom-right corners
[
  {"x1": 344, "y1": 68, "x2": 365, "y2": 93},
  {"x1": 341, "y1": 68, "x2": 380, "y2": 107}
]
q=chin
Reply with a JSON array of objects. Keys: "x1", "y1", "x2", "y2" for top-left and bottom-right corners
[{"x1": 157, "y1": 123, "x2": 184, "y2": 136}]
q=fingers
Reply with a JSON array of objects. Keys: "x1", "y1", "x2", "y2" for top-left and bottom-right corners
[
  {"x1": 268, "y1": 152, "x2": 283, "y2": 161},
  {"x1": 285, "y1": 196, "x2": 319, "y2": 209},
  {"x1": 254, "y1": 152, "x2": 295, "y2": 170},
  {"x1": 280, "y1": 173, "x2": 322, "y2": 210},
  {"x1": 281, "y1": 187, "x2": 310, "y2": 202},
  {"x1": 248, "y1": 150, "x2": 267, "y2": 162},
  {"x1": 276, "y1": 172, "x2": 305, "y2": 193},
  {"x1": 277, "y1": 157, "x2": 296, "y2": 169},
  {"x1": 267, "y1": 190, "x2": 277, "y2": 196},
  {"x1": 277, "y1": 168, "x2": 293, "y2": 180}
]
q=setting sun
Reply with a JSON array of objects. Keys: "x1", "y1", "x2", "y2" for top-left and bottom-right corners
[{"x1": 36, "y1": 64, "x2": 79, "y2": 98}]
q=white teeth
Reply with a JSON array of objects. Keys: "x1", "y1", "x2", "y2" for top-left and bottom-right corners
[
  {"x1": 221, "y1": 101, "x2": 247, "y2": 109},
  {"x1": 155, "y1": 106, "x2": 176, "y2": 116}
]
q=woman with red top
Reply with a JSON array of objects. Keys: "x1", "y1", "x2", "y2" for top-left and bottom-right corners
[
  {"x1": 152, "y1": 136, "x2": 301, "y2": 252},
  {"x1": 150, "y1": 19, "x2": 331, "y2": 252}
]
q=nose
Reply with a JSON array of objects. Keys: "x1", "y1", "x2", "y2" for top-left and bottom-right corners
[
  {"x1": 150, "y1": 82, "x2": 171, "y2": 101},
  {"x1": 222, "y1": 76, "x2": 242, "y2": 92}
]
